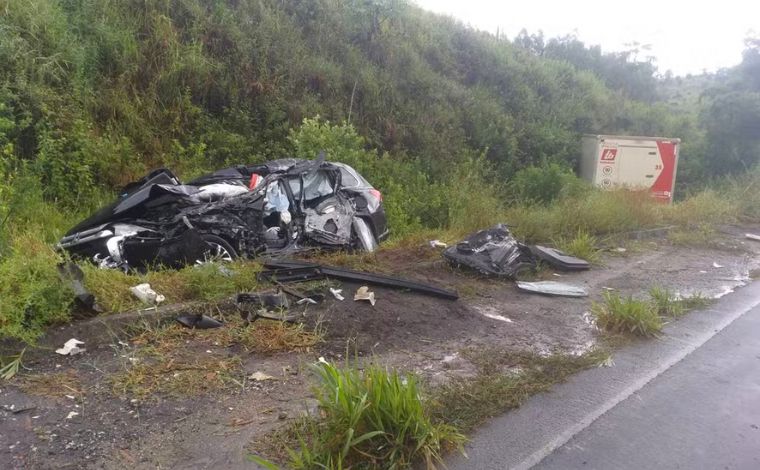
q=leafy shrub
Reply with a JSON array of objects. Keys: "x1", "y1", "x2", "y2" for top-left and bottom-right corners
[
  {"x1": 288, "y1": 361, "x2": 465, "y2": 469},
  {"x1": 592, "y1": 292, "x2": 662, "y2": 337},
  {"x1": 509, "y1": 163, "x2": 589, "y2": 205}
]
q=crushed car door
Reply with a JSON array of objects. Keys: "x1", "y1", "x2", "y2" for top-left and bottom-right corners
[{"x1": 300, "y1": 169, "x2": 355, "y2": 245}]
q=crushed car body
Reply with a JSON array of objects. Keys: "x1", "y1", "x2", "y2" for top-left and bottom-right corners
[{"x1": 58, "y1": 155, "x2": 389, "y2": 270}]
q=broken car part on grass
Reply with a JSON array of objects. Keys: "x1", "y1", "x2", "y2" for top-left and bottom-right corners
[
  {"x1": 260, "y1": 259, "x2": 459, "y2": 300},
  {"x1": 443, "y1": 224, "x2": 590, "y2": 277},
  {"x1": 58, "y1": 155, "x2": 388, "y2": 271}
]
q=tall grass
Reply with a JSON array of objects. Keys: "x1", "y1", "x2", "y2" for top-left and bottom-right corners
[
  {"x1": 288, "y1": 361, "x2": 465, "y2": 469},
  {"x1": 592, "y1": 292, "x2": 663, "y2": 337}
]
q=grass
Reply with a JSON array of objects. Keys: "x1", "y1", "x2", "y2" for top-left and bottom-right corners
[
  {"x1": 17, "y1": 370, "x2": 85, "y2": 398},
  {"x1": 110, "y1": 355, "x2": 242, "y2": 399},
  {"x1": 430, "y1": 348, "x2": 611, "y2": 432},
  {"x1": 668, "y1": 224, "x2": 717, "y2": 247},
  {"x1": 81, "y1": 260, "x2": 262, "y2": 313},
  {"x1": 648, "y1": 286, "x2": 686, "y2": 318},
  {"x1": 276, "y1": 361, "x2": 466, "y2": 470},
  {"x1": 110, "y1": 314, "x2": 322, "y2": 399},
  {"x1": 594, "y1": 287, "x2": 715, "y2": 337},
  {"x1": 130, "y1": 314, "x2": 322, "y2": 355},
  {"x1": 0, "y1": 348, "x2": 25, "y2": 380},
  {"x1": 552, "y1": 229, "x2": 601, "y2": 263},
  {"x1": 592, "y1": 292, "x2": 663, "y2": 337}
]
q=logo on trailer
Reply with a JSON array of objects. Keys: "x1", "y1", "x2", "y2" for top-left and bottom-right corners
[{"x1": 600, "y1": 148, "x2": 617, "y2": 162}]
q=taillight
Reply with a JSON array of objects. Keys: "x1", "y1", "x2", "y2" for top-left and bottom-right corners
[{"x1": 369, "y1": 188, "x2": 382, "y2": 202}]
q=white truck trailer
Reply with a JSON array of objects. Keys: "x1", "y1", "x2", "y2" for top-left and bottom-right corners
[{"x1": 580, "y1": 134, "x2": 681, "y2": 203}]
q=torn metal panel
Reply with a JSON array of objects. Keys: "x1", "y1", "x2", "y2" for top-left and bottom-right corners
[
  {"x1": 304, "y1": 196, "x2": 355, "y2": 245},
  {"x1": 516, "y1": 281, "x2": 589, "y2": 297},
  {"x1": 443, "y1": 224, "x2": 536, "y2": 277}
]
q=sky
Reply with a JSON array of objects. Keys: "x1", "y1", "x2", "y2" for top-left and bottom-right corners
[{"x1": 413, "y1": 0, "x2": 759, "y2": 76}]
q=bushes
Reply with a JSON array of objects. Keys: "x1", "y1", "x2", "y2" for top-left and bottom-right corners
[
  {"x1": 509, "y1": 162, "x2": 588, "y2": 205},
  {"x1": 0, "y1": 234, "x2": 72, "y2": 343}
]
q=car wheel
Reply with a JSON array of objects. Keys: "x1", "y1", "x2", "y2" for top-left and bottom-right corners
[
  {"x1": 352, "y1": 217, "x2": 378, "y2": 252},
  {"x1": 198, "y1": 234, "x2": 238, "y2": 263}
]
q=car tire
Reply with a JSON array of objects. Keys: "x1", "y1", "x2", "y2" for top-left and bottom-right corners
[
  {"x1": 352, "y1": 217, "x2": 378, "y2": 252},
  {"x1": 199, "y1": 234, "x2": 238, "y2": 262}
]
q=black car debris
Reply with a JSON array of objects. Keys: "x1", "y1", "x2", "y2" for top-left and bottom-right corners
[
  {"x1": 58, "y1": 155, "x2": 389, "y2": 270},
  {"x1": 443, "y1": 224, "x2": 590, "y2": 276}
]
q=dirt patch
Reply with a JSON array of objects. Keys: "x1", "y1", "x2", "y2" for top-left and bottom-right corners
[{"x1": 3, "y1": 225, "x2": 760, "y2": 469}]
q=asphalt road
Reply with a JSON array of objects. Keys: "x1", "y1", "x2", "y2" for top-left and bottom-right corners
[
  {"x1": 448, "y1": 281, "x2": 760, "y2": 470},
  {"x1": 536, "y1": 297, "x2": 760, "y2": 470}
]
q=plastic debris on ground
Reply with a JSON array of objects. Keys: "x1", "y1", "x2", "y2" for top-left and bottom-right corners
[
  {"x1": 712, "y1": 262, "x2": 725, "y2": 269},
  {"x1": 746, "y1": 233, "x2": 760, "y2": 241},
  {"x1": 429, "y1": 239, "x2": 448, "y2": 248},
  {"x1": 176, "y1": 314, "x2": 224, "y2": 329},
  {"x1": 530, "y1": 245, "x2": 591, "y2": 271},
  {"x1": 329, "y1": 288, "x2": 345, "y2": 301},
  {"x1": 66, "y1": 411, "x2": 79, "y2": 419},
  {"x1": 516, "y1": 281, "x2": 589, "y2": 297},
  {"x1": 237, "y1": 291, "x2": 300, "y2": 322},
  {"x1": 249, "y1": 371, "x2": 275, "y2": 381},
  {"x1": 354, "y1": 286, "x2": 376, "y2": 306},
  {"x1": 55, "y1": 339, "x2": 86, "y2": 356},
  {"x1": 482, "y1": 312, "x2": 513, "y2": 323},
  {"x1": 130, "y1": 283, "x2": 165, "y2": 305}
]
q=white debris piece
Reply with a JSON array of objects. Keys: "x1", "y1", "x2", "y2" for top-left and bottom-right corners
[
  {"x1": 428, "y1": 239, "x2": 448, "y2": 248},
  {"x1": 249, "y1": 371, "x2": 275, "y2": 382},
  {"x1": 712, "y1": 262, "x2": 725, "y2": 269},
  {"x1": 516, "y1": 281, "x2": 589, "y2": 298},
  {"x1": 482, "y1": 312, "x2": 513, "y2": 323},
  {"x1": 130, "y1": 283, "x2": 165, "y2": 305},
  {"x1": 354, "y1": 286, "x2": 376, "y2": 306},
  {"x1": 297, "y1": 297, "x2": 318, "y2": 305},
  {"x1": 329, "y1": 288, "x2": 345, "y2": 301},
  {"x1": 66, "y1": 411, "x2": 79, "y2": 419},
  {"x1": 746, "y1": 233, "x2": 760, "y2": 241},
  {"x1": 55, "y1": 339, "x2": 86, "y2": 356}
]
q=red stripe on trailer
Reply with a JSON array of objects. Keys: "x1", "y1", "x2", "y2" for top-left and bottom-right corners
[{"x1": 652, "y1": 141, "x2": 677, "y2": 202}]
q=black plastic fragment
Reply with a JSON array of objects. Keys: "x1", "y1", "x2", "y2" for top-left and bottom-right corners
[
  {"x1": 176, "y1": 314, "x2": 224, "y2": 329},
  {"x1": 530, "y1": 245, "x2": 590, "y2": 271},
  {"x1": 263, "y1": 259, "x2": 459, "y2": 300},
  {"x1": 442, "y1": 224, "x2": 536, "y2": 278}
]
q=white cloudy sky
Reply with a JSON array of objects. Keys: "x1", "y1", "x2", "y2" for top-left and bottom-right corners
[{"x1": 413, "y1": 0, "x2": 759, "y2": 76}]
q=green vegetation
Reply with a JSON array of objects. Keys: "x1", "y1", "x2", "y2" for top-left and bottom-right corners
[
  {"x1": 552, "y1": 229, "x2": 600, "y2": 264},
  {"x1": 594, "y1": 287, "x2": 715, "y2": 337},
  {"x1": 649, "y1": 286, "x2": 685, "y2": 318},
  {"x1": 287, "y1": 361, "x2": 465, "y2": 469},
  {"x1": 592, "y1": 292, "x2": 663, "y2": 337}
]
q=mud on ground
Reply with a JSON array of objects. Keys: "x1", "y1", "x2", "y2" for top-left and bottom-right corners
[{"x1": 2, "y1": 224, "x2": 760, "y2": 469}]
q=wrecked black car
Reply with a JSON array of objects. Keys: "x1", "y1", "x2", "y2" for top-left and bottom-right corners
[{"x1": 58, "y1": 155, "x2": 389, "y2": 270}]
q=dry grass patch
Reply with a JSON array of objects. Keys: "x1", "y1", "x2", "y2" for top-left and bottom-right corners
[
  {"x1": 111, "y1": 356, "x2": 242, "y2": 399},
  {"x1": 131, "y1": 316, "x2": 321, "y2": 355},
  {"x1": 17, "y1": 370, "x2": 85, "y2": 398}
]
